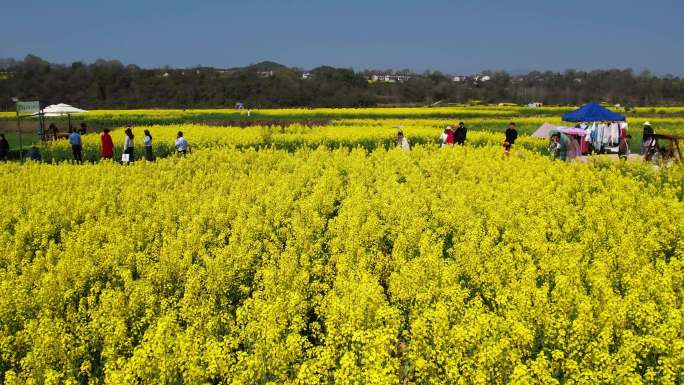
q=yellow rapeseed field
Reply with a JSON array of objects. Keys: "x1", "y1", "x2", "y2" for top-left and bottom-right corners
[
  {"x1": 1, "y1": 109, "x2": 683, "y2": 384},
  {"x1": 37, "y1": 122, "x2": 550, "y2": 162}
]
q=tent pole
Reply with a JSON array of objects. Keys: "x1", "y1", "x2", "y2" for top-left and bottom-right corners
[
  {"x1": 16, "y1": 109, "x2": 23, "y2": 163},
  {"x1": 39, "y1": 112, "x2": 45, "y2": 142}
]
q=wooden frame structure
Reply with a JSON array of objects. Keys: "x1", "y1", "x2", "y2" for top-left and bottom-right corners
[{"x1": 648, "y1": 134, "x2": 684, "y2": 163}]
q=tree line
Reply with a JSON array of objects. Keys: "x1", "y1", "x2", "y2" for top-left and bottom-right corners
[{"x1": 2, "y1": 55, "x2": 684, "y2": 110}]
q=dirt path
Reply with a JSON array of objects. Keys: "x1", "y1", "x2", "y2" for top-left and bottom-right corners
[{"x1": 576, "y1": 154, "x2": 643, "y2": 163}]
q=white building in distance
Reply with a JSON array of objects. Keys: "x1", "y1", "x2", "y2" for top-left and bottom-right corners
[{"x1": 370, "y1": 74, "x2": 412, "y2": 83}]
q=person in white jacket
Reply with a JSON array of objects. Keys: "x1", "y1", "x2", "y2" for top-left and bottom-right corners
[
  {"x1": 123, "y1": 127, "x2": 135, "y2": 162},
  {"x1": 439, "y1": 128, "x2": 449, "y2": 147},
  {"x1": 175, "y1": 131, "x2": 189, "y2": 156},
  {"x1": 397, "y1": 131, "x2": 410, "y2": 151}
]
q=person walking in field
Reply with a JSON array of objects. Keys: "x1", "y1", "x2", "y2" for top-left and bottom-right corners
[
  {"x1": 618, "y1": 134, "x2": 631, "y2": 160},
  {"x1": 642, "y1": 134, "x2": 657, "y2": 162},
  {"x1": 439, "y1": 128, "x2": 450, "y2": 147},
  {"x1": 397, "y1": 131, "x2": 411, "y2": 151},
  {"x1": 0, "y1": 134, "x2": 9, "y2": 161},
  {"x1": 123, "y1": 127, "x2": 135, "y2": 162},
  {"x1": 641, "y1": 122, "x2": 654, "y2": 154},
  {"x1": 503, "y1": 122, "x2": 518, "y2": 157},
  {"x1": 454, "y1": 122, "x2": 467, "y2": 145},
  {"x1": 79, "y1": 122, "x2": 88, "y2": 135},
  {"x1": 447, "y1": 125, "x2": 457, "y2": 145},
  {"x1": 100, "y1": 128, "x2": 114, "y2": 160},
  {"x1": 143, "y1": 129, "x2": 155, "y2": 161},
  {"x1": 175, "y1": 131, "x2": 189, "y2": 156},
  {"x1": 68, "y1": 129, "x2": 83, "y2": 164},
  {"x1": 451, "y1": 124, "x2": 459, "y2": 145}
]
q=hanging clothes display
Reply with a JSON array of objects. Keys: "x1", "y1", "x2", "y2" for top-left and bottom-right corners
[
  {"x1": 562, "y1": 103, "x2": 628, "y2": 154},
  {"x1": 581, "y1": 121, "x2": 628, "y2": 154},
  {"x1": 581, "y1": 134, "x2": 590, "y2": 154},
  {"x1": 600, "y1": 123, "x2": 610, "y2": 145},
  {"x1": 609, "y1": 122, "x2": 620, "y2": 145},
  {"x1": 619, "y1": 122, "x2": 629, "y2": 139}
]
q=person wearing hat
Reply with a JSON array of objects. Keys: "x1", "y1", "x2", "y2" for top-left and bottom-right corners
[
  {"x1": 641, "y1": 122, "x2": 655, "y2": 158},
  {"x1": 447, "y1": 125, "x2": 456, "y2": 145}
]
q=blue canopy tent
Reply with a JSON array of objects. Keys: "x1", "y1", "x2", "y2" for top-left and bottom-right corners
[{"x1": 562, "y1": 101, "x2": 626, "y2": 122}]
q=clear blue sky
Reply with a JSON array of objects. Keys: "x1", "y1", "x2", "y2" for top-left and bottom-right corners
[{"x1": 1, "y1": 0, "x2": 683, "y2": 75}]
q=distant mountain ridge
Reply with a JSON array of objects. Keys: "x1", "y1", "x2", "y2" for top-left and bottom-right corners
[
  {"x1": 243, "y1": 61, "x2": 289, "y2": 72},
  {"x1": 1, "y1": 55, "x2": 683, "y2": 108}
]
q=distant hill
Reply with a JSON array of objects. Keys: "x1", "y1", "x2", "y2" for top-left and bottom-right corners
[
  {"x1": 2, "y1": 55, "x2": 684, "y2": 108},
  {"x1": 311, "y1": 65, "x2": 337, "y2": 72},
  {"x1": 244, "y1": 61, "x2": 289, "y2": 72}
]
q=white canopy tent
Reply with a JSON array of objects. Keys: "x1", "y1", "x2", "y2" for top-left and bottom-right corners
[
  {"x1": 34, "y1": 103, "x2": 88, "y2": 130},
  {"x1": 39, "y1": 103, "x2": 87, "y2": 115}
]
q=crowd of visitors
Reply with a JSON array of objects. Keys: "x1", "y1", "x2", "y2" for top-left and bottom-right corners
[
  {"x1": 114, "y1": 126, "x2": 189, "y2": 163},
  {"x1": 0, "y1": 122, "x2": 192, "y2": 164},
  {"x1": 397, "y1": 120, "x2": 675, "y2": 164},
  {"x1": 437, "y1": 122, "x2": 468, "y2": 147},
  {"x1": 400, "y1": 121, "x2": 517, "y2": 156},
  {"x1": 1, "y1": 119, "x2": 677, "y2": 164}
]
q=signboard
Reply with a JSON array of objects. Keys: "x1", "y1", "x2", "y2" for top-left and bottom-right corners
[
  {"x1": 17, "y1": 101, "x2": 40, "y2": 115},
  {"x1": 14, "y1": 100, "x2": 41, "y2": 162}
]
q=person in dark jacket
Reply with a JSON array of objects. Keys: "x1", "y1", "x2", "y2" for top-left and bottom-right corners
[
  {"x1": 0, "y1": 134, "x2": 9, "y2": 161},
  {"x1": 27, "y1": 144, "x2": 41, "y2": 161},
  {"x1": 454, "y1": 122, "x2": 467, "y2": 145},
  {"x1": 79, "y1": 122, "x2": 88, "y2": 135},
  {"x1": 503, "y1": 122, "x2": 518, "y2": 156},
  {"x1": 143, "y1": 129, "x2": 155, "y2": 161},
  {"x1": 49, "y1": 123, "x2": 59, "y2": 140}
]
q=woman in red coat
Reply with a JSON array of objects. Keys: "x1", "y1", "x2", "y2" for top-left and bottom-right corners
[
  {"x1": 100, "y1": 128, "x2": 114, "y2": 159},
  {"x1": 446, "y1": 125, "x2": 456, "y2": 145}
]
